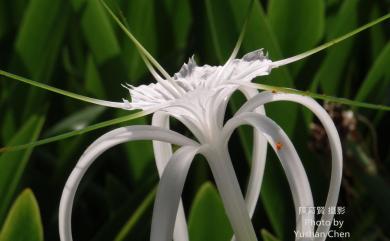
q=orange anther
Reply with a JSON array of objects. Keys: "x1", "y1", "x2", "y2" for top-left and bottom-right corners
[
  {"x1": 272, "y1": 90, "x2": 277, "y2": 94},
  {"x1": 276, "y1": 142, "x2": 283, "y2": 150}
]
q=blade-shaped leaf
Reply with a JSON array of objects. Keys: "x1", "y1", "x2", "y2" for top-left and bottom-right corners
[
  {"x1": 44, "y1": 106, "x2": 105, "y2": 136},
  {"x1": 313, "y1": 0, "x2": 358, "y2": 95},
  {"x1": 0, "y1": 116, "x2": 44, "y2": 225},
  {"x1": 114, "y1": 187, "x2": 156, "y2": 241},
  {"x1": 85, "y1": 54, "x2": 106, "y2": 98},
  {"x1": 268, "y1": 0, "x2": 324, "y2": 76},
  {"x1": 0, "y1": 189, "x2": 43, "y2": 241},
  {"x1": 368, "y1": 4, "x2": 387, "y2": 61},
  {"x1": 260, "y1": 229, "x2": 279, "y2": 241},
  {"x1": 0, "y1": 0, "x2": 7, "y2": 41},
  {"x1": 204, "y1": 0, "x2": 237, "y2": 61},
  {"x1": 163, "y1": 0, "x2": 192, "y2": 50},
  {"x1": 355, "y1": 42, "x2": 390, "y2": 102},
  {"x1": 228, "y1": 0, "x2": 297, "y2": 135},
  {"x1": 0, "y1": 110, "x2": 148, "y2": 153},
  {"x1": 0, "y1": 112, "x2": 16, "y2": 144},
  {"x1": 119, "y1": 113, "x2": 153, "y2": 182},
  {"x1": 14, "y1": 0, "x2": 69, "y2": 118},
  {"x1": 122, "y1": 0, "x2": 157, "y2": 81},
  {"x1": 188, "y1": 182, "x2": 233, "y2": 241},
  {"x1": 15, "y1": 0, "x2": 67, "y2": 77},
  {"x1": 81, "y1": 0, "x2": 121, "y2": 64},
  {"x1": 268, "y1": 0, "x2": 325, "y2": 57}
]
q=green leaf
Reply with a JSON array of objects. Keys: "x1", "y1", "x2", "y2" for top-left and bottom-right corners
[
  {"x1": 368, "y1": 4, "x2": 387, "y2": 61},
  {"x1": 204, "y1": 0, "x2": 237, "y2": 61},
  {"x1": 260, "y1": 229, "x2": 279, "y2": 241},
  {"x1": 314, "y1": 0, "x2": 358, "y2": 95},
  {"x1": 164, "y1": 0, "x2": 192, "y2": 49},
  {"x1": 101, "y1": 0, "x2": 171, "y2": 81},
  {"x1": 0, "y1": 0, "x2": 8, "y2": 40},
  {"x1": 121, "y1": 116, "x2": 154, "y2": 182},
  {"x1": 104, "y1": 174, "x2": 131, "y2": 212},
  {"x1": 189, "y1": 182, "x2": 233, "y2": 241},
  {"x1": 0, "y1": 116, "x2": 45, "y2": 225},
  {"x1": 13, "y1": 0, "x2": 69, "y2": 118},
  {"x1": 81, "y1": 0, "x2": 121, "y2": 64},
  {"x1": 71, "y1": 0, "x2": 87, "y2": 11},
  {"x1": 114, "y1": 187, "x2": 156, "y2": 241},
  {"x1": 355, "y1": 42, "x2": 390, "y2": 102},
  {"x1": 268, "y1": 0, "x2": 325, "y2": 57},
  {"x1": 1, "y1": 112, "x2": 16, "y2": 144},
  {"x1": 0, "y1": 189, "x2": 43, "y2": 241},
  {"x1": 268, "y1": 0, "x2": 324, "y2": 76},
  {"x1": 44, "y1": 106, "x2": 105, "y2": 136},
  {"x1": 15, "y1": 0, "x2": 68, "y2": 77},
  {"x1": 228, "y1": 0, "x2": 297, "y2": 135},
  {"x1": 123, "y1": 0, "x2": 158, "y2": 80},
  {"x1": 0, "y1": 110, "x2": 148, "y2": 153},
  {"x1": 85, "y1": 54, "x2": 106, "y2": 98}
]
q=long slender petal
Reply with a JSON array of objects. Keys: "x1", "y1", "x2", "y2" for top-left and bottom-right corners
[
  {"x1": 150, "y1": 145, "x2": 200, "y2": 241},
  {"x1": 195, "y1": 85, "x2": 268, "y2": 241},
  {"x1": 238, "y1": 87, "x2": 268, "y2": 218},
  {"x1": 59, "y1": 126, "x2": 198, "y2": 241},
  {"x1": 152, "y1": 87, "x2": 268, "y2": 241},
  {"x1": 152, "y1": 112, "x2": 190, "y2": 241},
  {"x1": 223, "y1": 113, "x2": 315, "y2": 239},
  {"x1": 201, "y1": 145, "x2": 258, "y2": 241},
  {"x1": 237, "y1": 92, "x2": 343, "y2": 240}
]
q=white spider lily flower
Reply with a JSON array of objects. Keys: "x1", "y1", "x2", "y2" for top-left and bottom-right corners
[
  {"x1": 122, "y1": 50, "x2": 271, "y2": 129},
  {"x1": 59, "y1": 49, "x2": 342, "y2": 241}
]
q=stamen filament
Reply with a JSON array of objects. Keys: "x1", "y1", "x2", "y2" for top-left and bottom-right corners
[
  {"x1": 0, "y1": 70, "x2": 126, "y2": 109},
  {"x1": 100, "y1": 0, "x2": 185, "y2": 95},
  {"x1": 271, "y1": 13, "x2": 390, "y2": 68}
]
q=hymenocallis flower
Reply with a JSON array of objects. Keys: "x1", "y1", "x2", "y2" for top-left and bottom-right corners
[
  {"x1": 59, "y1": 46, "x2": 344, "y2": 241},
  {"x1": 0, "y1": 2, "x2": 388, "y2": 241},
  {"x1": 55, "y1": 2, "x2": 344, "y2": 240}
]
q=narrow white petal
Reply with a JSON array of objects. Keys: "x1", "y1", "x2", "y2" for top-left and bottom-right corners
[
  {"x1": 59, "y1": 126, "x2": 198, "y2": 241},
  {"x1": 207, "y1": 86, "x2": 268, "y2": 241},
  {"x1": 202, "y1": 146, "x2": 258, "y2": 241},
  {"x1": 150, "y1": 146, "x2": 200, "y2": 241},
  {"x1": 237, "y1": 91, "x2": 343, "y2": 240},
  {"x1": 238, "y1": 87, "x2": 268, "y2": 218},
  {"x1": 152, "y1": 112, "x2": 190, "y2": 241},
  {"x1": 223, "y1": 113, "x2": 315, "y2": 239}
]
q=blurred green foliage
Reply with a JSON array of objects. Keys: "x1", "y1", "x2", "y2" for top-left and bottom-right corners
[{"x1": 0, "y1": 0, "x2": 389, "y2": 240}]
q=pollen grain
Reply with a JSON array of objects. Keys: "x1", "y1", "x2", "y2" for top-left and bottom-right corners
[{"x1": 276, "y1": 142, "x2": 283, "y2": 150}]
